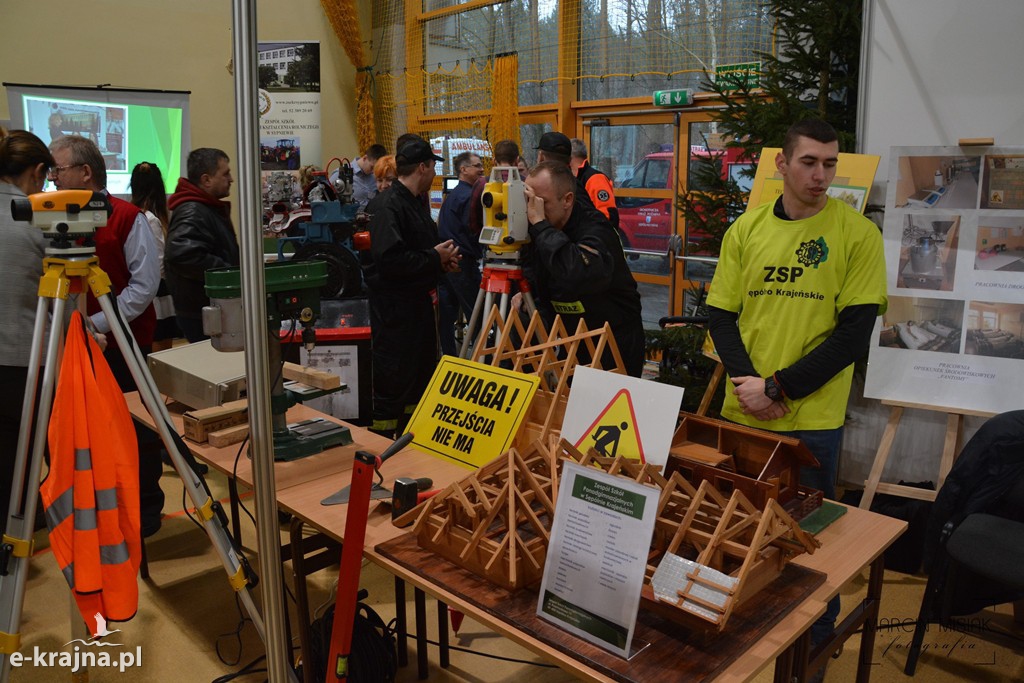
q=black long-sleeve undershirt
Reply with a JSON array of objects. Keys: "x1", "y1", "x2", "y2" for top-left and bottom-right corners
[{"x1": 708, "y1": 303, "x2": 880, "y2": 399}]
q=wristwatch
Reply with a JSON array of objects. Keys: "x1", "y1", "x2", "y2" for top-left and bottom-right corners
[{"x1": 764, "y1": 375, "x2": 785, "y2": 402}]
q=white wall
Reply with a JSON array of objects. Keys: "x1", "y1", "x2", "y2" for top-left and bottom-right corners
[{"x1": 0, "y1": 0, "x2": 370, "y2": 216}]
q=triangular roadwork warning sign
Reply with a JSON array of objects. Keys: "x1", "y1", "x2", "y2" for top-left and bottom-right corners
[{"x1": 573, "y1": 389, "x2": 645, "y2": 462}]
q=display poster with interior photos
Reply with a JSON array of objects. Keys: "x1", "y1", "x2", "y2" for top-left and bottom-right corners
[{"x1": 864, "y1": 146, "x2": 1024, "y2": 414}]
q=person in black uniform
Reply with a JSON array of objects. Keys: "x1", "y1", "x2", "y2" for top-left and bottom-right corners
[
  {"x1": 521, "y1": 161, "x2": 644, "y2": 376},
  {"x1": 363, "y1": 138, "x2": 460, "y2": 436}
]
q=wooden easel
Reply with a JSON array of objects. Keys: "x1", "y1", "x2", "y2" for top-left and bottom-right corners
[{"x1": 859, "y1": 400, "x2": 996, "y2": 510}]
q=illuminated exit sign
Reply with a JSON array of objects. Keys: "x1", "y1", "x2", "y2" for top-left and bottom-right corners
[{"x1": 652, "y1": 88, "x2": 693, "y2": 108}]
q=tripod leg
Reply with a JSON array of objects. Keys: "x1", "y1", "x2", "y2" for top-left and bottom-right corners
[
  {"x1": 458, "y1": 287, "x2": 487, "y2": 359},
  {"x1": 0, "y1": 295, "x2": 69, "y2": 678},
  {"x1": 94, "y1": 293, "x2": 277, "y2": 661}
]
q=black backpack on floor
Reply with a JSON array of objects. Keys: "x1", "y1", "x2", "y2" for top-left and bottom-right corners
[{"x1": 302, "y1": 592, "x2": 398, "y2": 682}]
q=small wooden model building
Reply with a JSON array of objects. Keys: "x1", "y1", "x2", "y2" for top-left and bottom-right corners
[
  {"x1": 399, "y1": 439, "x2": 818, "y2": 632},
  {"x1": 470, "y1": 306, "x2": 626, "y2": 445},
  {"x1": 399, "y1": 437, "x2": 565, "y2": 590},
  {"x1": 641, "y1": 470, "x2": 819, "y2": 631},
  {"x1": 666, "y1": 412, "x2": 824, "y2": 520}
]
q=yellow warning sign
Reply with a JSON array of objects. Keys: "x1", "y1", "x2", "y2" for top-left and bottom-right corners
[
  {"x1": 573, "y1": 389, "x2": 645, "y2": 462},
  {"x1": 405, "y1": 357, "x2": 540, "y2": 470}
]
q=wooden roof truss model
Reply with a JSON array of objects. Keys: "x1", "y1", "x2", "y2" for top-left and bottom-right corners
[
  {"x1": 401, "y1": 437, "x2": 818, "y2": 632},
  {"x1": 469, "y1": 307, "x2": 626, "y2": 445}
]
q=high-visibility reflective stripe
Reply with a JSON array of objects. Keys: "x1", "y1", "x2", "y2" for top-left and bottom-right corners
[
  {"x1": 45, "y1": 488, "x2": 74, "y2": 529},
  {"x1": 75, "y1": 448, "x2": 92, "y2": 470},
  {"x1": 95, "y1": 488, "x2": 117, "y2": 511},
  {"x1": 100, "y1": 542, "x2": 130, "y2": 565},
  {"x1": 62, "y1": 563, "x2": 75, "y2": 588},
  {"x1": 75, "y1": 508, "x2": 97, "y2": 531},
  {"x1": 372, "y1": 419, "x2": 398, "y2": 431}
]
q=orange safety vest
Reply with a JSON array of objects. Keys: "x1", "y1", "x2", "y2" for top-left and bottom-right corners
[{"x1": 42, "y1": 312, "x2": 142, "y2": 637}]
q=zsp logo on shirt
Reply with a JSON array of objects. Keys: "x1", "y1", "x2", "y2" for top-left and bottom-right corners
[{"x1": 763, "y1": 265, "x2": 804, "y2": 283}]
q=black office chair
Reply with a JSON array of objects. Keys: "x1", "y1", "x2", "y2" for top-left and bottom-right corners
[{"x1": 904, "y1": 410, "x2": 1024, "y2": 675}]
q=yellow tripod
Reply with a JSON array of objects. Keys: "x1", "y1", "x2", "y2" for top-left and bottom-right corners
[{"x1": 0, "y1": 251, "x2": 284, "y2": 680}]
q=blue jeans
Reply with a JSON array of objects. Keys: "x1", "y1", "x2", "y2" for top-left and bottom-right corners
[{"x1": 777, "y1": 426, "x2": 844, "y2": 648}]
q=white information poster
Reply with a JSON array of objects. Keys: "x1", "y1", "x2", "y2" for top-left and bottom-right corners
[
  {"x1": 536, "y1": 461, "x2": 659, "y2": 658},
  {"x1": 864, "y1": 146, "x2": 1024, "y2": 414},
  {"x1": 560, "y1": 366, "x2": 683, "y2": 468},
  {"x1": 257, "y1": 41, "x2": 321, "y2": 229}
]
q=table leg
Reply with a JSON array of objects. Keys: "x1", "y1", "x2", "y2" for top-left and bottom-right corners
[
  {"x1": 415, "y1": 587, "x2": 428, "y2": 679},
  {"x1": 394, "y1": 577, "x2": 408, "y2": 668},
  {"x1": 437, "y1": 599, "x2": 450, "y2": 669},
  {"x1": 290, "y1": 517, "x2": 314, "y2": 683},
  {"x1": 856, "y1": 555, "x2": 885, "y2": 683}
]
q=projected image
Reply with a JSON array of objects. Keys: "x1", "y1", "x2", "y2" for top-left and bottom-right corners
[
  {"x1": 27, "y1": 98, "x2": 128, "y2": 171},
  {"x1": 9, "y1": 86, "x2": 187, "y2": 196},
  {"x1": 260, "y1": 136, "x2": 301, "y2": 171}
]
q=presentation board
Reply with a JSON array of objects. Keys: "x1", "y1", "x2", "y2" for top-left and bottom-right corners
[
  {"x1": 864, "y1": 145, "x2": 1024, "y2": 414},
  {"x1": 4, "y1": 83, "x2": 190, "y2": 196}
]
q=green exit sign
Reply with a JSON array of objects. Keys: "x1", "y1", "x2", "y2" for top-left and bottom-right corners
[
  {"x1": 715, "y1": 61, "x2": 761, "y2": 90},
  {"x1": 652, "y1": 88, "x2": 693, "y2": 108}
]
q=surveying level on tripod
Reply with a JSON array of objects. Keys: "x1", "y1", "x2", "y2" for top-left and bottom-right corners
[
  {"x1": 10, "y1": 189, "x2": 111, "y2": 254},
  {"x1": 458, "y1": 167, "x2": 538, "y2": 358},
  {"x1": 478, "y1": 166, "x2": 529, "y2": 260}
]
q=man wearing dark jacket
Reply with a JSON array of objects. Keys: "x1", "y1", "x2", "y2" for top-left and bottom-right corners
[
  {"x1": 522, "y1": 161, "x2": 644, "y2": 376},
  {"x1": 364, "y1": 138, "x2": 460, "y2": 436},
  {"x1": 165, "y1": 148, "x2": 240, "y2": 342}
]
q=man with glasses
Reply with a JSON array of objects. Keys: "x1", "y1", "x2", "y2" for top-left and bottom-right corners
[
  {"x1": 437, "y1": 151, "x2": 485, "y2": 356},
  {"x1": 363, "y1": 137, "x2": 460, "y2": 437},
  {"x1": 48, "y1": 134, "x2": 163, "y2": 536}
]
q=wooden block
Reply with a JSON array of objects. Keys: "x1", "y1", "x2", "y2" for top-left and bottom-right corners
[
  {"x1": 959, "y1": 137, "x2": 994, "y2": 146},
  {"x1": 208, "y1": 423, "x2": 250, "y2": 448},
  {"x1": 183, "y1": 399, "x2": 248, "y2": 443},
  {"x1": 282, "y1": 362, "x2": 341, "y2": 390}
]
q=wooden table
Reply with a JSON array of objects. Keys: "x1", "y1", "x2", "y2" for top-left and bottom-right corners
[
  {"x1": 280, "y1": 460, "x2": 905, "y2": 682},
  {"x1": 126, "y1": 393, "x2": 906, "y2": 682}
]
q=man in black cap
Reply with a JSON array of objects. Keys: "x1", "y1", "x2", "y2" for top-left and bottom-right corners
[
  {"x1": 363, "y1": 137, "x2": 461, "y2": 437},
  {"x1": 535, "y1": 131, "x2": 597, "y2": 213}
]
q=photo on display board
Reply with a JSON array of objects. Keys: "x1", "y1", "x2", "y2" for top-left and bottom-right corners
[
  {"x1": 892, "y1": 154, "x2": 981, "y2": 210},
  {"x1": 980, "y1": 154, "x2": 1024, "y2": 210},
  {"x1": 965, "y1": 301, "x2": 1024, "y2": 360},
  {"x1": 974, "y1": 214, "x2": 1024, "y2": 272},
  {"x1": 895, "y1": 213, "x2": 960, "y2": 292},
  {"x1": 877, "y1": 296, "x2": 965, "y2": 354}
]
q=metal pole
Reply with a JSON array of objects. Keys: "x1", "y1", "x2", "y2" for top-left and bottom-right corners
[{"x1": 230, "y1": 2, "x2": 293, "y2": 681}]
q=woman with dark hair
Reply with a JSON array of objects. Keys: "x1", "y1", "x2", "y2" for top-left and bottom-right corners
[
  {"x1": 130, "y1": 161, "x2": 179, "y2": 350},
  {"x1": 0, "y1": 128, "x2": 54, "y2": 523}
]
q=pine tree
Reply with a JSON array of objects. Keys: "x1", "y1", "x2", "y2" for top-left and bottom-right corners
[{"x1": 709, "y1": 0, "x2": 863, "y2": 156}]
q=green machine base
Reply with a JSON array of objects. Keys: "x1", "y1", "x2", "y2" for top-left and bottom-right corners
[{"x1": 273, "y1": 418, "x2": 353, "y2": 461}]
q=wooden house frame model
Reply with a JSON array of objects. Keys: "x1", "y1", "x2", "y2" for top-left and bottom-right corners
[
  {"x1": 667, "y1": 412, "x2": 824, "y2": 521},
  {"x1": 397, "y1": 437, "x2": 819, "y2": 631}
]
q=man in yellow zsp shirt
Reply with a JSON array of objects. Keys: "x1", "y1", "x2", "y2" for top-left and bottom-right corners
[{"x1": 707, "y1": 118, "x2": 886, "y2": 665}]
